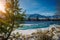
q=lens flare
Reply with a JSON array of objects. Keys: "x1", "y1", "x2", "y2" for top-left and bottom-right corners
[{"x1": 0, "y1": 0, "x2": 5, "y2": 12}]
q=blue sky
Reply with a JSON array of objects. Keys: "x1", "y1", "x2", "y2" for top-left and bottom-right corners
[{"x1": 20, "y1": 0, "x2": 56, "y2": 16}]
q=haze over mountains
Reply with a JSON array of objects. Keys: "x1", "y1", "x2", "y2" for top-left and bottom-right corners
[{"x1": 26, "y1": 14, "x2": 60, "y2": 19}]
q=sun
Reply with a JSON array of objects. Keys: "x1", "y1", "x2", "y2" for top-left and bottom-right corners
[
  {"x1": 0, "y1": 4, "x2": 5, "y2": 12},
  {"x1": 0, "y1": 0, "x2": 5, "y2": 12}
]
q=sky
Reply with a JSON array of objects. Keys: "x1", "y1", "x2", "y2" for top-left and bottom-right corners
[{"x1": 20, "y1": 0, "x2": 56, "y2": 16}]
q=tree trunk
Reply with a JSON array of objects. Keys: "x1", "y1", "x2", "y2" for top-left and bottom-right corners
[{"x1": 5, "y1": 21, "x2": 14, "y2": 40}]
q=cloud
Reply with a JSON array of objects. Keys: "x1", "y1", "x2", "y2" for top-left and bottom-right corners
[
  {"x1": 20, "y1": 0, "x2": 56, "y2": 16},
  {"x1": 41, "y1": 12, "x2": 55, "y2": 16},
  {"x1": 28, "y1": 7, "x2": 56, "y2": 16}
]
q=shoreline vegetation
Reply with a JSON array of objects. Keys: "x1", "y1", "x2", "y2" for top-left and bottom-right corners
[
  {"x1": 0, "y1": 24, "x2": 60, "y2": 40},
  {"x1": 25, "y1": 18, "x2": 60, "y2": 21},
  {"x1": 25, "y1": 14, "x2": 60, "y2": 21}
]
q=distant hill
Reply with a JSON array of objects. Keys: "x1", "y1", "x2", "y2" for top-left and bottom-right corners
[
  {"x1": 26, "y1": 14, "x2": 60, "y2": 18},
  {"x1": 29, "y1": 14, "x2": 47, "y2": 18},
  {"x1": 48, "y1": 15, "x2": 60, "y2": 19},
  {"x1": 25, "y1": 14, "x2": 60, "y2": 21}
]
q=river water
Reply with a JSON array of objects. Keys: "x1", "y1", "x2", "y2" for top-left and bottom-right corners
[{"x1": 18, "y1": 21, "x2": 60, "y2": 30}]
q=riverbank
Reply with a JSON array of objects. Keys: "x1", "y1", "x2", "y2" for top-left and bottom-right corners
[
  {"x1": 12, "y1": 24, "x2": 60, "y2": 35},
  {"x1": 10, "y1": 24, "x2": 60, "y2": 40}
]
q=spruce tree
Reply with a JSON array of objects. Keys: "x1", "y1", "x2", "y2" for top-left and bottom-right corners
[{"x1": 0, "y1": 0, "x2": 25, "y2": 40}]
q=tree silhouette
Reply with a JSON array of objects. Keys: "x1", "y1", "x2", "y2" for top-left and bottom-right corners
[{"x1": 0, "y1": 0, "x2": 25, "y2": 40}]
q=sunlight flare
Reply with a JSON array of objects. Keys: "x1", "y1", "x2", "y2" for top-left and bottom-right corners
[{"x1": 0, "y1": 0, "x2": 6, "y2": 12}]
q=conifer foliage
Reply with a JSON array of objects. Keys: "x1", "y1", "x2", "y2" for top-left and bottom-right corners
[{"x1": 0, "y1": 0, "x2": 25, "y2": 40}]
